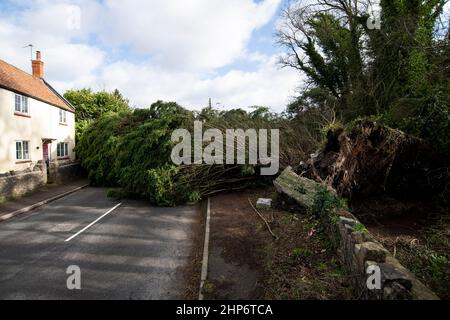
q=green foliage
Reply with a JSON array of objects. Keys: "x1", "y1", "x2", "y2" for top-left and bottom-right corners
[
  {"x1": 107, "y1": 188, "x2": 133, "y2": 200},
  {"x1": 65, "y1": 88, "x2": 131, "y2": 149},
  {"x1": 397, "y1": 240, "x2": 450, "y2": 299},
  {"x1": 280, "y1": 214, "x2": 294, "y2": 225},
  {"x1": 428, "y1": 254, "x2": 450, "y2": 286},
  {"x1": 291, "y1": 247, "x2": 313, "y2": 259},
  {"x1": 76, "y1": 101, "x2": 193, "y2": 206},
  {"x1": 146, "y1": 165, "x2": 183, "y2": 206},
  {"x1": 76, "y1": 101, "x2": 304, "y2": 206},
  {"x1": 187, "y1": 191, "x2": 202, "y2": 203},
  {"x1": 64, "y1": 88, "x2": 130, "y2": 122},
  {"x1": 240, "y1": 165, "x2": 256, "y2": 176},
  {"x1": 388, "y1": 39, "x2": 450, "y2": 157},
  {"x1": 354, "y1": 223, "x2": 367, "y2": 234},
  {"x1": 75, "y1": 119, "x2": 93, "y2": 143},
  {"x1": 310, "y1": 186, "x2": 347, "y2": 219},
  {"x1": 198, "y1": 105, "x2": 307, "y2": 168},
  {"x1": 279, "y1": 0, "x2": 449, "y2": 157}
]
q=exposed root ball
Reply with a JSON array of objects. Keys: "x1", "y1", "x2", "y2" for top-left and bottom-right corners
[{"x1": 302, "y1": 121, "x2": 447, "y2": 201}]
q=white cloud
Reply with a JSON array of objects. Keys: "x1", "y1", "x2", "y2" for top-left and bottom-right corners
[
  {"x1": 0, "y1": 0, "x2": 300, "y2": 112},
  {"x1": 83, "y1": 55, "x2": 300, "y2": 112},
  {"x1": 0, "y1": 7, "x2": 104, "y2": 85},
  {"x1": 196, "y1": 57, "x2": 300, "y2": 111},
  {"x1": 18, "y1": 2, "x2": 85, "y2": 41},
  {"x1": 90, "y1": 0, "x2": 281, "y2": 70},
  {"x1": 0, "y1": 21, "x2": 29, "y2": 69},
  {"x1": 45, "y1": 44, "x2": 104, "y2": 81}
]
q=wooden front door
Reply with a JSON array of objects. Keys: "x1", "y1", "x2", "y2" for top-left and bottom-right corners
[{"x1": 43, "y1": 143, "x2": 49, "y2": 163}]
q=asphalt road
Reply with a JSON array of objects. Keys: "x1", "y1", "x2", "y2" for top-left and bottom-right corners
[{"x1": 0, "y1": 187, "x2": 200, "y2": 300}]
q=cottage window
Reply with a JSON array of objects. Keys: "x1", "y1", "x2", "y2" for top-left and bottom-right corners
[
  {"x1": 15, "y1": 94, "x2": 29, "y2": 114},
  {"x1": 59, "y1": 109, "x2": 67, "y2": 124},
  {"x1": 16, "y1": 141, "x2": 30, "y2": 160},
  {"x1": 57, "y1": 142, "x2": 69, "y2": 158}
]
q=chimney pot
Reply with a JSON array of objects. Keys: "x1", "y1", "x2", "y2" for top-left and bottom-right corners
[{"x1": 32, "y1": 51, "x2": 44, "y2": 78}]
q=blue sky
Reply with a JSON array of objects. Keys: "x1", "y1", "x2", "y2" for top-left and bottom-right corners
[{"x1": 0, "y1": 0, "x2": 300, "y2": 112}]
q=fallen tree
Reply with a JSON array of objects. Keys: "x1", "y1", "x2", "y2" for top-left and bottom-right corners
[{"x1": 76, "y1": 101, "x2": 305, "y2": 206}]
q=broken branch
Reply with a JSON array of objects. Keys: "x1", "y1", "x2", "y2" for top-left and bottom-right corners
[{"x1": 248, "y1": 198, "x2": 279, "y2": 240}]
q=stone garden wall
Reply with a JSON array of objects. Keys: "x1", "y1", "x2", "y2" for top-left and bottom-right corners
[
  {"x1": 0, "y1": 162, "x2": 47, "y2": 198},
  {"x1": 275, "y1": 167, "x2": 439, "y2": 300},
  {"x1": 48, "y1": 160, "x2": 82, "y2": 184},
  {"x1": 332, "y1": 209, "x2": 438, "y2": 300},
  {"x1": 0, "y1": 160, "x2": 82, "y2": 198}
]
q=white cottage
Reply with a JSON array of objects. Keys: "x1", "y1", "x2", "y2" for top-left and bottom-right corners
[{"x1": 0, "y1": 52, "x2": 76, "y2": 174}]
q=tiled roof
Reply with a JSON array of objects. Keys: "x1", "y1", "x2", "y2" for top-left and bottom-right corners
[{"x1": 0, "y1": 59, "x2": 74, "y2": 112}]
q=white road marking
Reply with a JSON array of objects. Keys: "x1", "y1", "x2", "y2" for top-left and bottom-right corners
[
  {"x1": 65, "y1": 203, "x2": 122, "y2": 242},
  {"x1": 199, "y1": 197, "x2": 211, "y2": 300}
]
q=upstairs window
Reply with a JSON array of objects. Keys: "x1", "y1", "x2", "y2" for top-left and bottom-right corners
[
  {"x1": 16, "y1": 141, "x2": 30, "y2": 160},
  {"x1": 59, "y1": 109, "x2": 67, "y2": 124},
  {"x1": 15, "y1": 94, "x2": 29, "y2": 114},
  {"x1": 57, "y1": 142, "x2": 69, "y2": 158}
]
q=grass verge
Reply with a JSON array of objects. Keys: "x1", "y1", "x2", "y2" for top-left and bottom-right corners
[{"x1": 255, "y1": 189, "x2": 354, "y2": 300}]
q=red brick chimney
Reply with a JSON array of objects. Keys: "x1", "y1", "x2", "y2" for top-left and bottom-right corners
[{"x1": 32, "y1": 51, "x2": 44, "y2": 78}]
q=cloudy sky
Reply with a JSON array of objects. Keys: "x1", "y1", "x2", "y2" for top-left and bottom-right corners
[{"x1": 0, "y1": 0, "x2": 301, "y2": 112}]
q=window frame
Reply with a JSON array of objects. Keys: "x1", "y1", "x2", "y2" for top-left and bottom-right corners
[
  {"x1": 57, "y1": 142, "x2": 69, "y2": 158},
  {"x1": 59, "y1": 109, "x2": 67, "y2": 124},
  {"x1": 15, "y1": 140, "x2": 30, "y2": 161},
  {"x1": 14, "y1": 94, "x2": 29, "y2": 115}
]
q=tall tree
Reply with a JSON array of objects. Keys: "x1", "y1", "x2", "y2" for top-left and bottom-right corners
[
  {"x1": 278, "y1": 0, "x2": 448, "y2": 120},
  {"x1": 64, "y1": 89, "x2": 130, "y2": 122}
]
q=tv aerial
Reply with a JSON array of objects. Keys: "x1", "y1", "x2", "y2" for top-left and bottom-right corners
[{"x1": 23, "y1": 44, "x2": 34, "y2": 60}]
